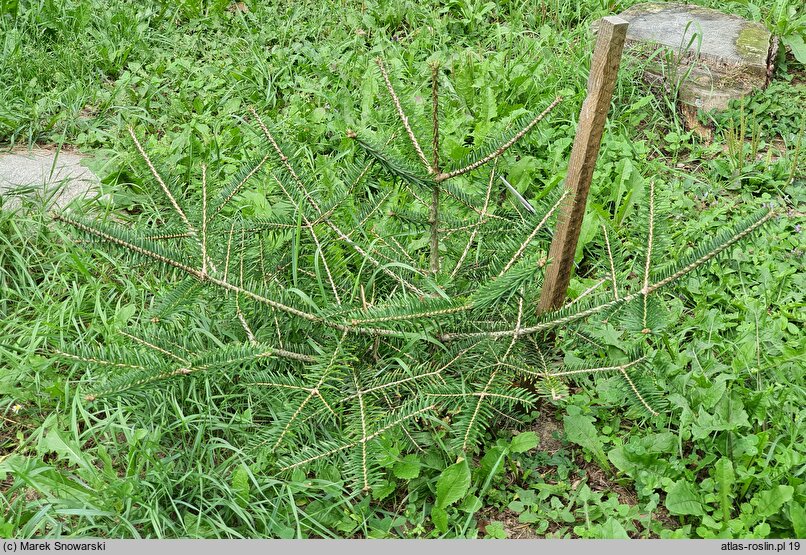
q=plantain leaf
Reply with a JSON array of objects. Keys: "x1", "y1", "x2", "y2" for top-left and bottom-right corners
[
  {"x1": 436, "y1": 459, "x2": 471, "y2": 509},
  {"x1": 563, "y1": 413, "x2": 610, "y2": 470},
  {"x1": 393, "y1": 454, "x2": 421, "y2": 479},
  {"x1": 431, "y1": 506, "x2": 448, "y2": 533},
  {"x1": 509, "y1": 431, "x2": 538, "y2": 454},
  {"x1": 752, "y1": 485, "x2": 794, "y2": 519},
  {"x1": 600, "y1": 517, "x2": 630, "y2": 539},
  {"x1": 231, "y1": 465, "x2": 250, "y2": 508},
  {"x1": 790, "y1": 502, "x2": 806, "y2": 538},
  {"x1": 665, "y1": 479, "x2": 706, "y2": 516},
  {"x1": 714, "y1": 458, "x2": 735, "y2": 524}
]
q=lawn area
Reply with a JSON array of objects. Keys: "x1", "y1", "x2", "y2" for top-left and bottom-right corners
[{"x1": 1, "y1": 0, "x2": 804, "y2": 539}]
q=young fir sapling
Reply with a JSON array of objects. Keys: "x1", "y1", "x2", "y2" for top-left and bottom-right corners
[{"x1": 54, "y1": 58, "x2": 773, "y2": 492}]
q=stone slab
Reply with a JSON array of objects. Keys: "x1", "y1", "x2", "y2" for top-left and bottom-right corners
[
  {"x1": 612, "y1": 2, "x2": 772, "y2": 111},
  {"x1": 0, "y1": 147, "x2": 100, "y2": 212}
]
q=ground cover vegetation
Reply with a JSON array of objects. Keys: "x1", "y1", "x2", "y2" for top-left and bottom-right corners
[{"x1": 0, "y1": 0, "x2": 804, "y2": 539}]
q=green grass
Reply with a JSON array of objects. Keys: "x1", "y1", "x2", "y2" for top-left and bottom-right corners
[{"x1": 1, "y1": 0, "x2": 804, "y2": 539}]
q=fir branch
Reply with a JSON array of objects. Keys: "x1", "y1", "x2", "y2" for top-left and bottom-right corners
[
  {"x1": 452, "y1": 165, "x2": 497, "y2": 277},
  {"x1": 352, "y1": 369, "x2": 371, "y2": 491},
  {"x1": 278, "y1": 401, "x2": 436, "y2": 471},
  {"x1": 503, "y1": 291, "x2": 524, "y2": 360},
  {"x1": 311, "y1": 154, "x2": 380, "y2": 226},
  {"x1": 268, "y1": 332, "x2": 349, "y2": 450},
  {"x1": 430, "y1": 61, "x2": 441, "y2": 274},
  {"x1": 619, "y1": 366, "x2": 659, "y2": 416},
  {"x1": 469, "y1": 252, "x2": 543, "y2": 310},
  {"x1": 569, "y1": 278, "x2": 607, "y2": 307},
  {"x1": 369, "y1": 229, "x2": 418, "y2": 266},
  {"x1": 375, "y1": 58, "x2": 432, "y2": 172},
  {"x1": 435, "y1": 96, "x2": 562, "y2": 182},
  {"x1": 462, "y1": 370, "x2": 498, "y2": 452},
  {"x1": 53, "y1": 213, "x2": 328, "y2": 324},
  {"x1": 268, "y1": 171, "x2": 343, "y2": 305},
  {"x1": 240, "y1": 216, "x2": 299, "y2": 234},
  {"x1": 251, "y1": 374, "x2": 338, "y2": 418},
  {"x1": 344, "y1": 191, "x2": 393, "y2": 240},
  {"x1": 146, "y1": 277, "x2": 204, "y2": 321},
  {"x1": 400, "y1": 181, "x2": 431, "y2": 207},
  {"x1": 54, "y1": 347, "x2": 150, "y2": 372},
  {"x1": 266, "y1": 137, "x2": 429, "y2": 297},
  {"x1": 649, "y1": 209, "x2": 773, "y2": 292},
  {"x1": 128, "y1": 127, "x2": 194, "y2": 233},
  {"x1": 541, "y1": 355, "x2": 646, "y2": 377},
  {"x1": 207, "y1": 152, "x2": 272, "y2": 223},
  {"x1": 389, "y1": 207, "x2": 484, "y2": 233},
  {"x1": 641, "y1": 180, "x2": 656, "y2": 332},
  {"x1": 237, "y1": 227, "x2": 258, "y2": 343},
  {"x1": 499, "y1": 189, "x2": 568, "y2": 276},
  {"x1": 146, "y1": 231, "x2": 192, "y2": 241},
  {"x1": 224, "y1": 219, "x2": 235, "y2": 284},
  {"x1": 352, "y1": 134, "x2": 433, "y2": 189},
  {"x1": 436, "y1": 179, "x2": 487, "y2": 215},
  {"x1": 309, "y1": 133, "x2": 397, "y2": 229},
  {"x1": 337, "y1": 356, "x2": 456, "y2": 402},
  {"x1": 347, "y1": 299, "x2": 472, "y2": 326},
  {"x1": 54, "y1": 213, "x2": 202, "y2": 277},
  {"x1": 325, "y1": 218, "x2": 429, "y2": 298},
  {"x1": 441, "y1": 208, "x2": 773, "y2": 341},
  {"x1": 602, "y1": 224, "x2": 619, "y2": 300},
  {"x1": 201, "y1": 164, "x2": 209, "y2": 278},
  {"x1": 249, "y1": 107, "x2": 322, "y2": 215},
  {"x1": 439, "y1": 219, "x2": 489, "y2": 235},
  {"x1": 429, "y1": 390, "x2": 535, "y2": 405},
  {"x1": 189, "y1": 342, "x2": 317, "y2": 367},
  {"x1": 85, "y1": 365, "x2": 188, "y2": 401},
  {"x1": 119, "y1": 330, "x2": 189, "y2": 364}
]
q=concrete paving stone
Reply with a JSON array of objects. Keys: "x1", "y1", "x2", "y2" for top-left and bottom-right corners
[{"x1": 0, "y1": 147, "x2": 100, "y2": 212}]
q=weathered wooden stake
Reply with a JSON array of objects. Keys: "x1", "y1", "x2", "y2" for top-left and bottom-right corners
[{"x1": 538, "y1": 16, "x2": 629, "y2": 314}]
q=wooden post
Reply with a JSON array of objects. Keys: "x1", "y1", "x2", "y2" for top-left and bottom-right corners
[{"x1": 538, "y1": 16, "x2": 629, "y2": 313}]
